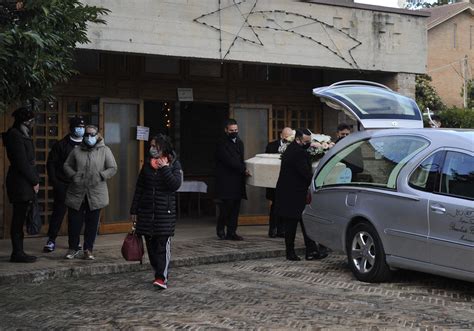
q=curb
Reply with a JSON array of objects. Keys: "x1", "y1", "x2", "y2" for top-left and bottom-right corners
[{"x1": 0, "y1": 247, "x2": 305, "y2": 285}]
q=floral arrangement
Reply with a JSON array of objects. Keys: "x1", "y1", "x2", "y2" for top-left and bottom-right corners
[
  {"x1": 307, "y1": 134, "x2": 335, "y2": 163},
  {"x1": 277, "y1": 131, "x2": 335, "y2": 163}
]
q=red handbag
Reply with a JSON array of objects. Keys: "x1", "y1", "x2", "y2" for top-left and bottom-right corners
[{"x1": 121, "y1": 231, "x2": 144, "y2": 264}]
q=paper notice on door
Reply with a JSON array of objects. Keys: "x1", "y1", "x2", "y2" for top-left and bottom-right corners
[{"x1": 136, "y1": 126, "x2": 150, "y2": 141}]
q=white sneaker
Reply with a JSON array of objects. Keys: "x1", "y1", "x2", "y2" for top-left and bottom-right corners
[
  {"x1": 83, "y1": 250, "x2": 95, "y2": 260},
  {"x1": 65, "y1": 249, "x2": 83, "y2": 259}
]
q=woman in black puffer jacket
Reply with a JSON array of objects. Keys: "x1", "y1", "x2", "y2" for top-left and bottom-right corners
[{"x1": 130, "y1": 134, "x2": 182, "y2": 289}]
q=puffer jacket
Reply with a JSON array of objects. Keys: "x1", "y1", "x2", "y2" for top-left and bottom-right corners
[
  {"x1": 2, "y1": 125, "x2": 40, "y2": 203},
  {"x1": 63, "y1": 139, "x2": 117, "y2": 211},
  {"x1": 130, "y1": 155, "x2": 182, "y2": 237}
]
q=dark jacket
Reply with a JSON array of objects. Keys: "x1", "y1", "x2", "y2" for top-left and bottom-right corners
[
  {"x1": 215, "y1": 135, "x2": 247, "y2": 200},
  {"x1": 47, "y1": 135, "x2": 81, "y2": 200},
  {"x1": 2, "y1": 125, "x2": 40, "y2": 203},
  {"x1": 265, "y1": 140, "x2": 281, "y2": 201},
  {"x1": 130, "y1": 155, "x2": 182, "y2": 237},
  {"x1": 275, "y1": 141, "x2": 312, "y2": 219}
]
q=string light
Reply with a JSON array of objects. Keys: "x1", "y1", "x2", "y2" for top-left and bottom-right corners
[
  {"x1": 194, "y1": 1, "x2": 362, "y2": 69},
  {"x1": 163, "y1": 102, "x2": 172, "y2": 129}
]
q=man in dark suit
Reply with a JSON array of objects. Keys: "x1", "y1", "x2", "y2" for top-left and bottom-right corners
[
  {"x1": 265, "y1": 127, "x2": 293, "y2": 238},
  {"x1": 215, "y1": 119, "x2": 249, "y2": 241},
  {"x1": 275, "y1": 128, "x2": 328, "y2": 261}
]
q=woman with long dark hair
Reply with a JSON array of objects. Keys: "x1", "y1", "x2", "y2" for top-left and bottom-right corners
[{"x1": 130, "y1": 134, "x2": 182, "y2": 289}]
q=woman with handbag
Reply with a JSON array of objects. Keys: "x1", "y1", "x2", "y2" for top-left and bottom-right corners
[
  {"x1": 130, "y1": 133, "x2": 182, "y2": 289},
  {"x1": 2, "y1": 107, "x2": 40, "y2": 263},
  {"x1": 63, "y1": 125, "x2": 117, "y2": 260}
]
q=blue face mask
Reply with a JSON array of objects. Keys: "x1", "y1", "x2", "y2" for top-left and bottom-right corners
[
  {"x1": 84, "y1": 136, "x2": 97, "y2": 147},
  {"x1": 73, "y1": 127, "x2": 85, "y2": 138}
]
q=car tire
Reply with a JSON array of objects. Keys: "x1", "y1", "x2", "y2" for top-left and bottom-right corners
[{"x1": 346, "y1": 222, "x2": 392, "y2": 283}]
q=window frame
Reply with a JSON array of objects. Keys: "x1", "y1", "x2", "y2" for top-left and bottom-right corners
[
  {"x1": 408, "y1": 150, "x2": 445, "y2": 193},
  {"x1": 314, "y1": 135, "x2": 430, "y2": 191},
  {"x1": 436, "y1": 150, "x2": 474, "y2": 201}
]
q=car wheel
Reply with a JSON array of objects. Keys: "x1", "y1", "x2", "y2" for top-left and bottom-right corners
[{"x1": 346, "y1": 222, "x2": 392, "y2": 283}]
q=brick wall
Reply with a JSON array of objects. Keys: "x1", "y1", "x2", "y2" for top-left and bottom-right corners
[{"x1": 428, "y1": 11, "x2": 474, "y2": 108}]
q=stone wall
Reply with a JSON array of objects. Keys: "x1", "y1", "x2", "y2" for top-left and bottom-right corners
[{"x1": 80, "y1": 0, "x2": 428, "y2": 74}]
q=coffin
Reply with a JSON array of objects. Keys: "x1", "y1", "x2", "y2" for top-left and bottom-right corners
[{"x1": 245, "y1": 154, "x2": 319, "y2": 188}]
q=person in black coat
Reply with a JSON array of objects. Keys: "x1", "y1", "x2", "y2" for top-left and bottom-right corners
[
  {"x1": 265, "y1": 127, "x2": 293, "y2": 238},
  {"x1": 130, "y1": 134, "x2": 182, "y2": 289},
  {"x1": 43, "y1": 116, "x2": 85, "y2": 253},
  {"x1": 215, "y1": 118, "x2": 249, "y2": 241},
  {"x1": 2, "y1": 107, "x2": 40, "y2": 263},
  {"x1": 275, "y1": 128, "x2": 328, "y2": 261}
]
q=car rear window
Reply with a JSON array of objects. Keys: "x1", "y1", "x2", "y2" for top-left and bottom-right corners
[{"x1": 315, "y1": 135, "x2": 429, "y2": 189}]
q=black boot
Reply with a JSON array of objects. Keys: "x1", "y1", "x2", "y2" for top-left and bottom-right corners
[
  {"x1": 286, "y1": 251, "x2": 301, "y2": 261},
  {"x1": 268, "y1": 227, "x2": 277, "y2": 238},
  {"x1": 10, "y1": 253, "x2": 37, "y2": 263}
]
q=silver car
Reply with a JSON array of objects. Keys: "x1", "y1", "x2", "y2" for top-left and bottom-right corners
[{"x1": 303, "y1": 81, "x2": 474, "y2": 283}]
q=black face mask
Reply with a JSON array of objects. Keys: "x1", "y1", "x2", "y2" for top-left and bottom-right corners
[
  {"x1": 23, "y1": 119, "x2": 34, "y2": 131},
  {"x1": 228, "y1": 132, "x2": 238, "y2": 139},
  {"x1": 301, "y1": 142, "x2": 311, "y2": 150}
]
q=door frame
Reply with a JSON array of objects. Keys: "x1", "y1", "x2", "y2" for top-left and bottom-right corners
[
  {"x1": 229, "y1": 103, "x2": 272, "y2": 225},
  {"x1": 98, "y1": 98, "x2": 145, "y2": 234}
]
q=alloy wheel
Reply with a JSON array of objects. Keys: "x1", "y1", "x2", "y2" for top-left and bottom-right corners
[{"x1": 351, "y1": 231, "x2": 376, "y2": 274}]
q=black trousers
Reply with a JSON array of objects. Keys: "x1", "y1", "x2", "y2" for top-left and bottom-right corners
[
  {"x1": 216, "y1": 199, "x2": 241, "y2": 235},
  {"x1": 67, "y1": 199, "x2": 100, "y2": 251},
  {"x1": 10, "y1": 201, "x2": 30, "y2": 256},
  {"x1": 282, "y1": 217, "x2": 317, "y2": 254},
  {"x1": 47, "y1": 199, "x2": 68, "y2": 241},
  {"x1": 145, "y1": 235, "x2": 171, "y2": 282},
  {"x1": 268, "y1": 201, "x2": 285, "y2": 235}
]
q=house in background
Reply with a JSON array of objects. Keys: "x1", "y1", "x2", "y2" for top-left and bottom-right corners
[
  {"x1": 0, "y1": 0, "x2": 429, "y2": 238},
  {"x1": 426, "y1": 1, "x2": 474, "y2": 108}
]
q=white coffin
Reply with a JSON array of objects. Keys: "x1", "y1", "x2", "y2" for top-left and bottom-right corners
[{"x1": 245, "y1": 153, "x2": 319, "y2": 188}]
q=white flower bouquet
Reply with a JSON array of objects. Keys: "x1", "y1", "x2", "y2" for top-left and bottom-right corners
[{"x1": 308, "y1": 133, "x2": 335, "y2": 163}]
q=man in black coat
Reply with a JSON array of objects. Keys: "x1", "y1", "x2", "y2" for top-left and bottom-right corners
[
  {"x1": 265, "y1": 127, "x2": 293, "y2": 238},
  {"x1": 2, "y1": 107, "x2": 40, "y2": 263},
  {"x1": 215, "y1": 119, "x2": 249, "y2": 240},
  {"x1": 43, "y1": 116, "x2": 85, "y2": 252},
  {"x1": 275, "y1": 128, "x2": 328, "y2": 261}
]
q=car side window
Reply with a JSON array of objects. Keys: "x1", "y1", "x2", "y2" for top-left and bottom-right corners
[
  {"x1": 408, "y1": 151, "x2": 444, "y2": 192},
  {"x1": 440, "y1": 151, "x2": 474, "y2": 200},
  {"x1": 315, "y1": 135, "x2": 429, "y2": 189}
]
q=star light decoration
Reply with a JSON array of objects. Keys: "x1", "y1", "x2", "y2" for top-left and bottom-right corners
[{"x1": 193, "y1": 0, "x2": 362, "y2": 69}]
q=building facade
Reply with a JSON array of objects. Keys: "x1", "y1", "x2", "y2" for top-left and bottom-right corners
[
  {"x1": 427, "y1": 1, "x2": 474, "y2": 108},
  {"x1": 0, "y1": 0, "x2": 429, "y2": 238}
]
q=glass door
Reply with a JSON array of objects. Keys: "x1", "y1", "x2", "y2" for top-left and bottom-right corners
[
  {"x1": 231, "y1": 104, "x2": 270, "y2": 225},
  {"x1": 100, "y1": 100, "x2": 143, "y2": 233}
]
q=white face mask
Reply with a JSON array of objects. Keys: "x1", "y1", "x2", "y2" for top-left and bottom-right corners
[
  {"x1": 149, "y1": 147, "x2": 161, "y2": 158},
  {"x1": 84, "y1": 135, "x2": 97, "y2": 147},
  {"x1": 73, "y1": 127, "x2": 85, "y2": 138}
]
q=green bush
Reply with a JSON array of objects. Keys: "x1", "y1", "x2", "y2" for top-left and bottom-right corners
[{"x1": 438, "y1": 108, "x2": 474, "y2": 128}]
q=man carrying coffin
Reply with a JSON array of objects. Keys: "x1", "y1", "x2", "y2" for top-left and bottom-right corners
[
  {"x1": 265, "y1": 127, "x2": 293, "y2": 238},
  {"x1": 275, "y1": 128, "x2": 328, "y2": 261}
]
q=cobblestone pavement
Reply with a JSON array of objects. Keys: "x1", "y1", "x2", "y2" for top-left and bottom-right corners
[{"x1": 1, "y1": 254, "x2": 473, "y2": 330}]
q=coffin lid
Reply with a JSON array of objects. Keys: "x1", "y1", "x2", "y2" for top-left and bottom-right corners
[{"x1": 313, "y1": 80, "x2": 423, "y2": 129}]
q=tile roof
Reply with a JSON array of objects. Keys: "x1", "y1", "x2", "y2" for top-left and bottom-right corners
[{"x1": 426, "y1": 2, "x2": 474, "y2": 29}]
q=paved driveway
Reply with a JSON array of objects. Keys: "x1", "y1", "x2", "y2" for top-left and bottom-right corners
[{"x1": 1, "y1": 255, "x2": 473, "y2": 329}]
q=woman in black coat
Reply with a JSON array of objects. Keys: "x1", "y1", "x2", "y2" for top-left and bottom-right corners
[
  {"x1": 130, "y1": 134, "x2": 182, "y2": 289},
  {"x1": 2, "y1": 107, "x2": 40, "y2": 263}
]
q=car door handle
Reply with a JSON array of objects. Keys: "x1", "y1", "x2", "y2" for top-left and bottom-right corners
[{"x1": 430, "y1": 205, "x2": 446, "y2": 214}]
